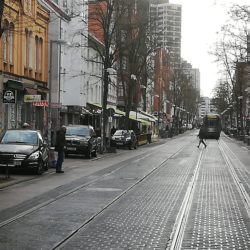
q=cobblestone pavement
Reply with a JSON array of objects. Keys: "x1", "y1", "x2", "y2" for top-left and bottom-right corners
[
  {"x1": 0, "y1": 132, "x2": 250, "y2": 250},
  {"x1": 0, "y1": 134, "x2": 197, "y2": 250},
  {"x1": 58, "y1": 144, "x2": 200, "y2": 250},
  {"x1": 181, "y1": 139, "x2": 250, "y2": 249}
]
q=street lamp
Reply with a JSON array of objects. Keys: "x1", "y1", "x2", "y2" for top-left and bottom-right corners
[
  {"x1": 48, "y1": 39, "x2": 70, "y2": 147},
  {"x1": 238, "y1": 95, "x2": 244, "y2": 135},
  {"x1": 154, "y1": 94, "x2": 160, "y2": 135}
]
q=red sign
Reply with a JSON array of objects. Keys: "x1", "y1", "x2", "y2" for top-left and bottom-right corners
[{"x1": 32, "y1": 101, "x2": 48, "y2": 107}]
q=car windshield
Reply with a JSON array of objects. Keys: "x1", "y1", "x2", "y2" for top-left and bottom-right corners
[
  {"x1": 66, "y1": 127, "x2": 90, "y2": 136},
  {"x1": 114, "y1": 130, "x2": 129, "y2": 136},
  {"x1": 1, "y1": 131, "x2": 38, "y2": 145}
]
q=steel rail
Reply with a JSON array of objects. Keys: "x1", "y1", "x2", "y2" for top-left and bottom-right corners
[
  {"x1": 167, "y1": 149, "x2": 204, "y2": 250},
  {"x1": 219, "y1": 141, "x2": 250, "y2": 217},
  {"x1": 53, "y1": 145, "x2": 187, "y2": 249},
  {"x1": 0, "y1": 143, "x2": 186, "y2": 236}
]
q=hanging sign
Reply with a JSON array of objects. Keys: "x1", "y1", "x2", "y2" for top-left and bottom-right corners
[
  {"x1": 24, "y1": 95, "x2": 41, "y2": 102},
  {"x1": 3, "y1": 89, "x2": 16, "y2": 103},
  {"x1": 32, "y1": 100, "x2": 48, "y2": 107}
]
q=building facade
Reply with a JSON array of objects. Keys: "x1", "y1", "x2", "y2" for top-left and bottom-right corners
[
  {"x1": 200, "y1": 96, "x2": 210, "y2": 119},
  {"x1": 0, "y1": 0, "x2": 49, "y2": 134},
  {"x1": 150, "y1": 0, "x2": 182, "y2": 69}
]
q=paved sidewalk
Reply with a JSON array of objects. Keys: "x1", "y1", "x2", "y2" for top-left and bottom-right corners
[{"x1": 0, "y1": 136, "x2": 162, "y2": 189}]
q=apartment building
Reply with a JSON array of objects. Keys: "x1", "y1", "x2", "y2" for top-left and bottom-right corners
[
  {"x1": 0, "y1": 0, "x2": 49, "y2": 133},
  {"x1": 181, "y1": 59, "x2": 200, "y2": 94},
  {"x1": 200, "y1": 96, "x2": 210, "y2": 118},
  {"x1": 150, "y1": 0, "x2": 182, "y2": 69}
]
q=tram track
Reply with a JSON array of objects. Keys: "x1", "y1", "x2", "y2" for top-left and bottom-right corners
[
  {"x1": 168, "y1": 140, "x2": 250, "y2": 250},
  {"x1": 0, "y1": 143, "x2": 187, "y2": 235},
  {"x1": 52, "y1": 144, "x2": 189, "y2": 249},
  {"x1": 219, "y1": 141, "x2": 250, "y2": 217},
  {"x1": 167, "y1": 148, "x2": 204, "y2": 250}
]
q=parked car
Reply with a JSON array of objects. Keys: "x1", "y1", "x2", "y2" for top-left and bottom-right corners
[
  {"x1": 111, "y1": 130, "x2": 137, "y2": 150},
  {"x1": 0, "y1": 129, "x2": 49, "y2": 174},
  {"x1": 65, "y1": 125, "x2": 98, "y2": 158}
]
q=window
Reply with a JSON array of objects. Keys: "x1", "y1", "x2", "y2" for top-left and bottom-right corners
[
  {"x1": 28, "y1": 31, "x2": 32, "y2": 68},
  {"x1": 121, "y1": 57, "x2": 128, "y2": 70},
  {"x1": 25, "y1": 29, "x2": 29, "y2": 67},
  {"x1": 3, "y1": 20, "x2": 9, "y2": 64},
  {"x1": 27, "y1": 0, "x2": 32, "y2": 13},
  {"x1": 63, "y1": 0, "x2": 67, "y2": 8},
  {"x1": 35, "y1": 36, "x2": 39, "y2": 71},
  {"x1": 25, "y1": 30, "x2": 33, "y2": 68},
  {"x1": 35, "y1": 36, "x2": 43, "y2": 73},
  {"x1": 39, "y1": 38, "x2": 43, "y2": 72},
  {"x1": 3, "y1": 29, "x2": 7, "y2": 63},
  {"x1": 118, "y1": 84, "x2": 124, "y2": 97},
  {"x1": 9, "y1": 23, "x2": 14, "y2": 65}
]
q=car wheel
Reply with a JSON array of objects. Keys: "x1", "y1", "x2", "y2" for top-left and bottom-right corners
[
  {"x1": 43, "y1": 160, "x2": 49, "y2": 171},
  {"x1": 85, "y1": 149, "x2": 92, "y2": 159},
  {"x1": 36, "y1": 161, "x2": 43, "y2": 175},
  {"x1": 91, "y1": 149, "x2": 97, "y2": 157}
]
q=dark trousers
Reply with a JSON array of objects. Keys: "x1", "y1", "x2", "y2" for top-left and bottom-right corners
[
  {"x1": 198, "y1": 138, "x2": 207, "y2": 147},
  {"x1": 56, "y1": 151, "x2": 64, "y2": 171}
]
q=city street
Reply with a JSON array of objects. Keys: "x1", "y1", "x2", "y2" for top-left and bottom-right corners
[{"x1": 0, "y1": 130, "x2": 250, "y2": 249}]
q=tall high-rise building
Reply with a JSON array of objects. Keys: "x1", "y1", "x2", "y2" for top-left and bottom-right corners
[
  {"x1": 150, "y1": 0, "x2": 182, "y2": 68},
  {"x1": 181, "y1": 59, "x2": 200, "y2": 96}
]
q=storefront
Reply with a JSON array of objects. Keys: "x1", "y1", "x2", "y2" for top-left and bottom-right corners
[{"x1": 1, "y1": 79, "x2": 48, "y2": 134}]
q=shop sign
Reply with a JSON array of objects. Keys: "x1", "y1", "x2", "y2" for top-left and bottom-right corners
[
  {"x1": 24, "y1": 95, "x2": 41, "y2": 102},
  {"x1": 32, "y1": 101, "x2": 48, "y2": 107},
  {"x1": 51, "y1": 103, "x2": 61, "y2": 109},
  {"x1": 3, "y1": 89, "x2": 16, "y2": 103}
]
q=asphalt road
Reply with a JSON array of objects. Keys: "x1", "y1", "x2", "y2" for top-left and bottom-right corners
[{"x1": 0, "y1": 130, "x2": 250, "y2": 250}]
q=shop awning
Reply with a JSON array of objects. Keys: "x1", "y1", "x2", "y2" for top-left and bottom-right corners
[
  {"x1": 87, "y1": 102, "x2": 126, "y2": 117},
  {"x1": 129, "y1": 111, "x2": 156, "y2": 123},
  {"x1": 37, "y1": 85, "x2": 49, "y2": 93},
  {"x1": 5, "y1": 80, "x2": 23, "y2": 90},
  {"x1": 137, "y1": 111, "x2": 157, "y2": 122},
  {"x1": 137, "y1": 119, "x2": 151, "y2": 126},
  {"x1": 25, "y1": 88, "x2": 37, "y2": 95}
]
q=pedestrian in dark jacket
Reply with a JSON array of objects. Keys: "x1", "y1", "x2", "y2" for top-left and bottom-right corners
[
  {"x1": 55, "y1": 126, "x2": 66, "y2": 173},
  {"x1": 197, "y1": 125, "x2": 207, "y2": 148}
]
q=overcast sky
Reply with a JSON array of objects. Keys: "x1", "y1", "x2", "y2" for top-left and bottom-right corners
[{"x1": 170, "y1": 0, "x2": 249, "y2": 98}]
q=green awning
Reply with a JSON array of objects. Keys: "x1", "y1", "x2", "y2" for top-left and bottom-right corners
[
  {"x1": 5, "y1": 80, "x2": 24, "y2": 90},
  {"x1": 137, "y1": 119, "x2": 151, "y2": 126}
]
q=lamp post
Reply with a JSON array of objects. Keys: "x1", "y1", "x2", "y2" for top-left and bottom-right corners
[
  {"x1": 48, "y1": 39, "x2": 69, "y2": 147},
  {"x1": 154, "y1": 94, "x2": 160, "y2": 136},
  {"x1": 238, "y1": 95, "x2": 244, "y2": 135}
]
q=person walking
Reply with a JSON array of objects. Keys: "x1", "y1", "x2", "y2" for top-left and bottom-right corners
[
  {"x1": 197, "y1": 125, "x2": 207, "y2": 148},
  {"x1": 55, "y1": 126, "x2": 66, "y2": 173}
]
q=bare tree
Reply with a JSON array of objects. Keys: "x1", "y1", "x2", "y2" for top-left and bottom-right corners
[
  {"x1": 212, "y1": 4, "x2": 250, "y2": 132},
  {"x1": 116, "y1": 0, "x2": 154, "y2": 129},
  {"x1": 87, "y1": 0, "x2": 132, "y2": 149}
]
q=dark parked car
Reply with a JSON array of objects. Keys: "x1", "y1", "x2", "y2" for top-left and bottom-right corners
[
  {"x1": 65, "y1": 125, "x2": 98, "y2": 158},
  {"x1": 111, "y1": 130, "x2": 137, "y2": 150},
  {"x1": 0, "y1": 129, "x2": 49, "y2": 174}
]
